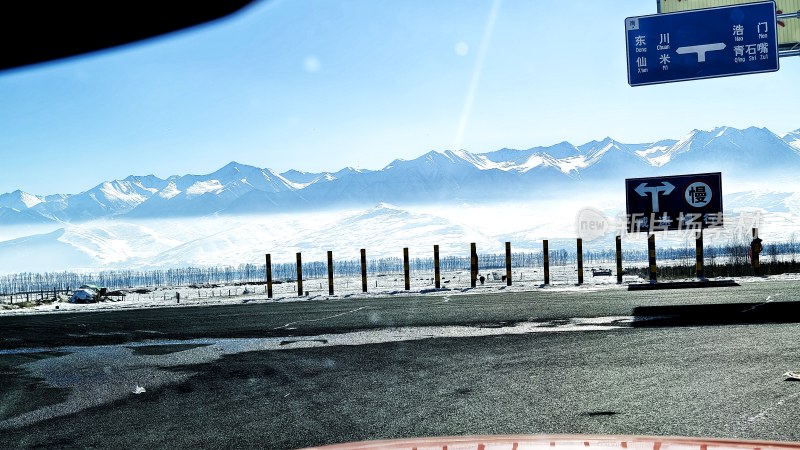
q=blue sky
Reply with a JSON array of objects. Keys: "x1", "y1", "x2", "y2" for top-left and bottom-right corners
[{"x1": 0, "y1": 0, "x2": 798, "y2": 195}]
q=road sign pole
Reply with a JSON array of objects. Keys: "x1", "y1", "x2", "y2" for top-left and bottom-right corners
[
  {"x1": 776, "y1": 11, "x2": 800, "y2": 20},
  {"x1": 648, "y1": 234, "x2": 657, "y2": 283},
  {"x1": 774, "y1": 10, "x2": 798, "y2": 58},
  {"x1": 696, "y1": 231, "x2": 705, "y2": 280}
]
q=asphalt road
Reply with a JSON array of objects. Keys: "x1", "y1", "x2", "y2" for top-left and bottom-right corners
[{"x1": 1, "y1": 280, "x2": 800, "y2": 449}]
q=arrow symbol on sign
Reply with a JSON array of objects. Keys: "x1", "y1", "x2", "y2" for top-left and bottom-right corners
[
  {"x1": 676, "y1": 43, "x2": 726, "y2": 63},
  {"x1": 635, "y1": 182, "x2": 675, "y2": 212}
]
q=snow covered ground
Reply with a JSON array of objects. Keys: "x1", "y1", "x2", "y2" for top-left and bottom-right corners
[
  {"x1": 3, "y1": 263, "x2": 799, "y2": 316},
  {"x1": 0, "y1": 265, "x2": 636, "y2": 315}
]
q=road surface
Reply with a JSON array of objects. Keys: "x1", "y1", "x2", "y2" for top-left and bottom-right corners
[{"x1": 1, "y1": 280, "x2": 799, "y2": 449}]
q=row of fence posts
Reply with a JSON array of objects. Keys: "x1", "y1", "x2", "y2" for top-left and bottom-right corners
[
  {"x1": 5, "y1": 288, "x2": 68, "y2": 305},
  {"x1": 266, "y1": 239, "x2": 610, "y2": 299},
  {"x1": 0, "y1": 228, "x2": 763, "y2": 303},
  {"x1": 1, "y1": 228, "x2": 764, "y2": 304},
  {"x1": 262, "y1": 228, "x2": 762, "y2": 298},
  {"x1": 267, "y1": 243, "x2": 517, "y2": 298}
]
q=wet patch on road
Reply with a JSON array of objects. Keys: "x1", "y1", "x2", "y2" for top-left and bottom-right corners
[
  {"x1": 280, "y1": 339, "x2": 329, "y2": 346},
  {"x1": 129, "y1": 343, "x2": 212, "y2": 356},
  {"x1": 0, "y1": 353, "x2": 71, "y2": 422},
  {"x1": 0, "y1": 315, "x2": 634, "y2": 430}
]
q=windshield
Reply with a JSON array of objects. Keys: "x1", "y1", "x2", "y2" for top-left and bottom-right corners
[{"x1": 0, "y1": 1, "x2": 799, "y2": 449}]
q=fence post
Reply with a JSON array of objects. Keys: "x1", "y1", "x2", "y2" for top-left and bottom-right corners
[
  {"x1": 361, "y1": 249, "x2": 368, "y2": 293},
  {"x1": 403, "y1": 248, "x2": 410, "y2": 291},
  {"x1": 296, "y1": 252, "x2": 303, "y2": 297},
  {"x1": 577, "y1": 238, "x2": 584, "y2": 285},
  {"x1": 266, "y1": 254, "x2": 273, "y2": 299},
  {"x1": 696, "y1": 230, "x2": 705, "y2": 279},
  {"x1": 543, "y1": 240, "x2": 550, "y2": 285},
  {"x1": 327, "y1": 251, "x2": 334, "y2": 295},
  {"x1": 648, "y1": 233, "x2": 657, "y2": 283},
  {"x1": 470, "y1": 243, "x2": 478, "y2": 288},
  {"x1": 616, "y1": 236, "x2": 623, "y2": 284},
  {"x1": 434, "y1": 245, "x2": 441, "y2": 289},
  {"x1": 505, "y1": 241, "x2": 512, "y2": 286}
]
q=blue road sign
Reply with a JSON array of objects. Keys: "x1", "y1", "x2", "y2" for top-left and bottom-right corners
[
  {"x1": 625, "y1": 172, "x2": 723, "y2": 232},
  {"x1": 626, "y1": 1, "x2": 779, "y2": 86}
]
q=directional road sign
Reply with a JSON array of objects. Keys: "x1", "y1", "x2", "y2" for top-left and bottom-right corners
[
  {"x1": 626, "y1": 1, "x2": 779, "y2": 86},
  {"x1": 625, "y1": 172, "x2": 723, "y2": 232}
]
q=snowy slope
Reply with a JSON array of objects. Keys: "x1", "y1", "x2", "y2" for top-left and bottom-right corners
[
  {"x1": 725, "y1": 190, "x2": 794, "y2": 213},
  {"x1": 0, "y1": 205, "x2": 501, "y2": 271},
  {"x1": 0, "y1": 187, "x2": 798, "y2": 273},
  {"x1": 0, "y1": 221, "x2": 184, "y2": 273},
  {"x1": 133, "y1": 204, "x2": 501, "y2": 269},
  {"x1": 0, "y1": 207, "x2": 55, "y2": 225},
  {"x1": 0, "y1": 229, "x2": 98, "y2": 273},
  {"x1": 783, "y1": 129, "x2": 800, "y2": 152},
  {"x1": 660, "y1": 127, "x2": 799, "y2": 177}
]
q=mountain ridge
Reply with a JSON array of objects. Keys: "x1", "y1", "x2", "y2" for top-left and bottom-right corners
[{"x1": 3, "y1": 125, "x2": 799, "y2": 224}]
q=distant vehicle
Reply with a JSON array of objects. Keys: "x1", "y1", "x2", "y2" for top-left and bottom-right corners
[
  {"x1": 592, "y1": 268, "x2": 613, "y2": 277},
  {"x1": 69, "y1": 288, "x2": 97, "y2": 303}
]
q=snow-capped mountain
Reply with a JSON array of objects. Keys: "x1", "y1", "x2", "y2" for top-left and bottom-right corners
[
  {"x1": 783, "y1": 128, "x2": 800, "y2": 152},
  {"x1": 0, "y1": 190, "x2": 43, "y2": 210},
  {"x1": 280, "y1": 167, "x2": 369, "y2": 188},
  {"x1": 2, "y1": 125, "x2": 800, "y2": 224},
  {"x1": 653, "y1": 126, "x2": 799, "y2": 177}
]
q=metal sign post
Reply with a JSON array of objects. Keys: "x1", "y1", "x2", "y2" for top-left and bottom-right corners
[
  {"x1": 648, "y1": 234, "x2": 658, "y2": 283},
  {"x1": 696, "y1": 231, "x2": 705, "y2": 280},
  {"x1": 778, "y1": 10, "x2": 800, "y2": 57},
  {"x1": 657, "y1": 0, "x2": 800, "y2": 57}
]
